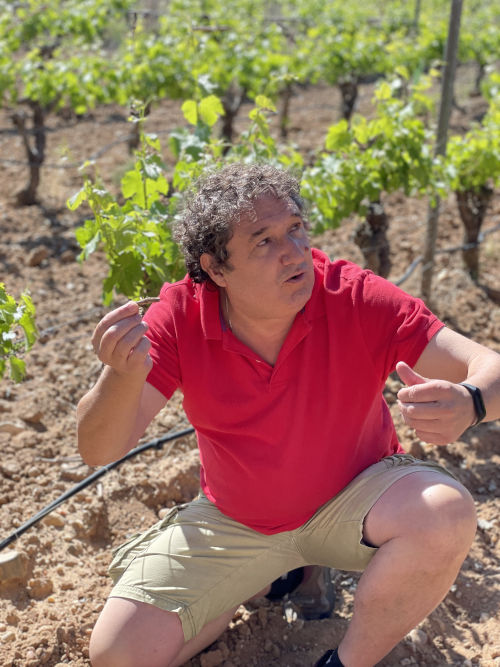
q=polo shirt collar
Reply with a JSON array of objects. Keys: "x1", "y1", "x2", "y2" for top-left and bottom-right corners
[
  {"x1": 199, "y1": 280, "x2": 222, "y2": 340},
  {"x1": 198, "y1": 251, "x2": 327, "y2": 341}
]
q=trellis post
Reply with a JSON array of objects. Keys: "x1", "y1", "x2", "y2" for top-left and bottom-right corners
[{"x1": 421, "y1": 0, "x2": 463, "y2": 303}]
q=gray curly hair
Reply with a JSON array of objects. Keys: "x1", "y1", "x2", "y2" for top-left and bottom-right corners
[{"x1": 174, "y1": 162, "x2": 308, "y2": 283}]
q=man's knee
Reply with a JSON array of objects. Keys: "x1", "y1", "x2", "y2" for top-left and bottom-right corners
[
  {"x1": 365, "y1": 473, "x2": 477, "y2": 558},
  {"x1": 419, "y1": 480, "x2": 477, "y2": 557},
  {"x1": 89, "y1": 598, "x2": 185, "y2": 667}
]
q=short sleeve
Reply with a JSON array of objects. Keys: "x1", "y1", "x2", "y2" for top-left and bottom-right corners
[
  {"x1": 142, "y1": 287, "x2": 181, "y2": 400},
  {"x1": 354, "y1": 271, "x2": 444, "y2": 380}
]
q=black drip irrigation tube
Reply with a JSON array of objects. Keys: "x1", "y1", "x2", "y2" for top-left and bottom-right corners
[{"x1": 0, "y1": 426, "x2": 195, "y2": 553}]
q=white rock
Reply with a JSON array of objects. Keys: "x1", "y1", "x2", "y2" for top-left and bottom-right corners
[
  {"x1": 407, "y1": 628, "x2": 428, "y2": 646},
  {"x1": 0, "y1": 550, "x2": 29, "y2": 583}
]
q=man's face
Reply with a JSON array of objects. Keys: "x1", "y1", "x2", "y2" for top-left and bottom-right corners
[{"x1": 203, "y1": 195, "x2": 315, "y2": 324}]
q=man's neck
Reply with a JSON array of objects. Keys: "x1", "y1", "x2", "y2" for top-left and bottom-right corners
[{"x1": 224, "y1": 296, "x2": 295, "y2": 366}]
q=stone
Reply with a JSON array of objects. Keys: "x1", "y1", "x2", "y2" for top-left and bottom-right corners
[
  {"x1": 6, "y1": 610, "x2": 19, "y2": 625},
  {"x1": 407, "y1": 628, "x2": 428, "y2": 647},
  {"x1": 21, "y1": 408, "x2": 44, "y2": 424},
  {"x1": 0, "y1": 399, "x2": 12, "y2": 413},
  {"x1": 0, "y1": 462, "x2": 20, "y2": 478},
  {"x1": 60, "y1": 464, "x2": 91, "y2": 482},
  {"x1": 42, "y1": 513, "x2": 66, "y2": 528},
  {"x1": 0, "y1": 420, "x2": 25, "y2": 435},
  {"x1": 60, "y1": 249, "x2": 76, "y2": 263},
  {"x1": 27, "y1": 576, "x2": 54, "y2": 599},
  {"x1": 26, "y1": 246, "x2": 49, "y2": 266},
  {"x1": 0, "y1": 550, "x2": 29, "y2": 584}
]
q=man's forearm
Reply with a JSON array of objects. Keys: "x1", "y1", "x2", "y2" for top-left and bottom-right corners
[{"x1": 77, "y1": 366, "x2": 147, "y2": 466}]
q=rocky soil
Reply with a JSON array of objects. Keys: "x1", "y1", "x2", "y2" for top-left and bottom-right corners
[{"x1": 0, "y1": 69, "x2": 499, "y2": 666}]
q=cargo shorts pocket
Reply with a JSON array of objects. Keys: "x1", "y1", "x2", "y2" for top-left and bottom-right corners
[{"x1": 108, "y1": 504, "x2": 187, "y2": 583}]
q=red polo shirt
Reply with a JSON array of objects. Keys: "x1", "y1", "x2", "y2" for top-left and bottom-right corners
[{"x1": 144, "y1": 249, "x2": 443, "y2": 534}]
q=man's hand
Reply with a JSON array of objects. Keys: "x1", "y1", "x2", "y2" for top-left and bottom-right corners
[
  {"x1": 91, "y1": 301, "x2": 152, "y2": 378},
  {"x1": 396, "y1": 361, "x2": 476, "y2": 445}
]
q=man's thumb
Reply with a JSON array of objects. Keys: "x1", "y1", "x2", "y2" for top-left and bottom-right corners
[{"x1": 396, "y1": 361, "x2": 428, "y2": 387}]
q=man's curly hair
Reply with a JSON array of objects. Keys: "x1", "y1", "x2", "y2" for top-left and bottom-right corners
[{"x1": 174, "y1": 162, "x2": 308, "y2": 283}]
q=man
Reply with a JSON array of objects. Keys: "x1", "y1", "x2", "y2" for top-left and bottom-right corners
[{"x1": 78, "y1": 163, "x2": 500, "y2": 667}]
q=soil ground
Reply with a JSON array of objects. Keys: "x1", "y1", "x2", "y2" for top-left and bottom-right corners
[{"x1": 0, "y1": 66, "x2": 499, "y2": 666}]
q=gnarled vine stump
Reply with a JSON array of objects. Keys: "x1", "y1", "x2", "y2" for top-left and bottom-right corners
[{"x1": 456, "y1": 185, "x2": 493, "y2": 282}]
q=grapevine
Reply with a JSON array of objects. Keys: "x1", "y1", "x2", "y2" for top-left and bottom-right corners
[{"x1": 0, "y1": 285, "x2": 37, "y2": 382}]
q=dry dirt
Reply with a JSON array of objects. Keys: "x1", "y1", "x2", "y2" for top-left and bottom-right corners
[{"x1": 0, "y1": 70, "x2": 499, "y2": 666}]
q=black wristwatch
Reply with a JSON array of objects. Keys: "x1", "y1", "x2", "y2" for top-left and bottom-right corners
[{"x1": 459, "y1": 382, "x2": 486, "y2": 426}]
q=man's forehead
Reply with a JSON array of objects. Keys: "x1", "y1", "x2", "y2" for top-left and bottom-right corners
[{"x1": 238, "y1": 195, "x2": 301, "y2": 228}]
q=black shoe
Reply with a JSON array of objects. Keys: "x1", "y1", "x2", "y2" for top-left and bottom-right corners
[
  {"x1": 266, "y1": 567, "x2": 304, "y2": 600},
  {"x1": 289, "y1": 565, "x2": 336, "y2": 620},
  {"x1": 314, "y1": 648, "x2": 343, "y2": 666}
]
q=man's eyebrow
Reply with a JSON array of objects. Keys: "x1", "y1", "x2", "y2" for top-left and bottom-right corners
[
  {"x1": 249, "y1": 225, "x2": 269, "y2": 239},
  {"x1": 248, "y1": 214, "x2": 303, "y2": 240}
]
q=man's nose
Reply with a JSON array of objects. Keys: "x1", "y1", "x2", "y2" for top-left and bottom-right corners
[{"x1": 281, "y1": 235, "x2": 308, "y2": 263}]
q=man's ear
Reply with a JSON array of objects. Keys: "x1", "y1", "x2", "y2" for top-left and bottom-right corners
[{"x1": 200, "y1": 253, "x2": 227, "y2": 287}]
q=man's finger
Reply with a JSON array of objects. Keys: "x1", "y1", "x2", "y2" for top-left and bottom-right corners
[
  {"x1": 398, "y1": 401, "x2": 444, "y2": 420},
  {"x1": 92, "y1": 302, "x2": 140, "y2": 351},
  {"x1": 396, "y1": 361, "x2": 428, "y2": 387}
]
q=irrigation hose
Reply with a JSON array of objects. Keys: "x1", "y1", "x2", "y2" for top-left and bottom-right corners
[{"x1": 0, "y1": 426, "x2": 195, "y2": 553}]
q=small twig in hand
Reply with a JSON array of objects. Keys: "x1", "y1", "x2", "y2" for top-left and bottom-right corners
[
  {"x1": 136, "y1": 297, "x2": 160, "y2": 307},
  {"x1": 136, "y1": 297, "x2": 160, "y2": 316}
]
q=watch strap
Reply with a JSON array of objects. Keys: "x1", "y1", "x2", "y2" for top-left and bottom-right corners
[{"x1": 459, "y1": 382, "x2": 486, "y2": 425}]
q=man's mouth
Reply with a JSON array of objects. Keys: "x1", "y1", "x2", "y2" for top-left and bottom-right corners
[{"x1": 285, "y1": 270, "x2": 305, "y2": 283}]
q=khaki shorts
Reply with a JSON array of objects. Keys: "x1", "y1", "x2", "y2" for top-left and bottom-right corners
[{"x1": 108, "y1": 453, "x2": 456, "y2": 641}]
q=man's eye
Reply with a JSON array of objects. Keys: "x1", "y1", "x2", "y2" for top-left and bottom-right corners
[{"x1": 257, "y1": 238, "x2": 270, "y2": 247}]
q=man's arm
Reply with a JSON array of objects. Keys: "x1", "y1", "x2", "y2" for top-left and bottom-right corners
[
  {"x1": 397, "y1": 326, "x2": 500, "y2": 445},
  {"x1": 77, "y1": 301, "x2": 167, "y2": 466}
]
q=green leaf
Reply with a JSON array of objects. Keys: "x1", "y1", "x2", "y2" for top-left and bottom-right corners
[
  {"x1": 182, "y1": 100, "x2": 198, "y2": 126},
  {"x1": 375, "y1": 81, "x2": 392, "y2": 101},
  {"x1": 255, "y1": 94, "x2": 276, "y2": 112},
  {"x1": 82, "y1": 231, "x2": 101, "y2": 259},
  {"x1": 121, "y1": 168, "x2": 145, "y2": 207},
  {"x1": 199, "y1": 95, "x2": 224, "y2": 127},
  {"x1": 9, "y1": 356, "x2": 25, "y2": 383},
  {"x1": 67, "y1": 187, "x2": 87, "y2": 210},
  {"x1": 19, "y1": 294, "x2": 37, "y2": 348},
  {"x1": 145, "y1": 134, "x2": 161, "y2": 151},
  {"x1": 325, "y1": 120, "x2": 351, "y2": 151}
]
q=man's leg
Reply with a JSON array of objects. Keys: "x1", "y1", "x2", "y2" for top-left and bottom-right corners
[
  {"x1": 89, "y1": 597, "x2": 238, "y2": 667},
  {"x1": 337, "y1": 471, "x2": 476, "y2": 667},
  {"x1": 90, "y1": 585, "x2": 273, "y2": 667}
]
